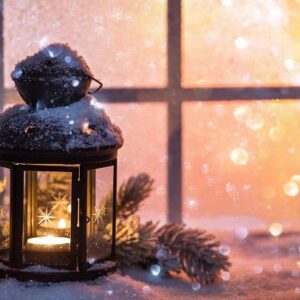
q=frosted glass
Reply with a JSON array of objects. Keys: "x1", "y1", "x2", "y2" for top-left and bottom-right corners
[
  {"x1": 183, "y1": 100, "x2": 300, "y2": 230},
  {"x1": 183, "y1": 0, "x2": 300, "y2": 87},
  {"x1": 4, "y1": 0, "x2": 167, "y2": 88},
  {"x1": 103, "y1": 102, "x2": 167, "y2": 223}
]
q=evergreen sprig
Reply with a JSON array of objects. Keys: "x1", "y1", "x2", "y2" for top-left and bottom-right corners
[
  {"x1": 155, "y1": 224, "x2": 231, "y2": 284},
  {"x1": 113, "y1": 173, "x2": 231, "y2": 284},
  {"x1": 113, "y1": 218, "x2": 157, "y2": 267},
  {"x1": 117, "y1": 173, "x2": 154, "y2": 219}
]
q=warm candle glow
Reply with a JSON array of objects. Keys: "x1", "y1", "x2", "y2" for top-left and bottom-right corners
[
  {"x1": 67, "y1": 204, "x2": 72, "y2": 214},
  {"x1": 27, "y1": 235, "x2": 70, "y2": 246},
  {"x1": 81, "y1": 121, "x2": 93, "y2": 135},
  {"x1": 58, "y1": 218, "x2": 67, "y2": 229}
]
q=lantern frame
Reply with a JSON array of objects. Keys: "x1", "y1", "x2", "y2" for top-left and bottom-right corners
[{"x1": 0, "y1": 148, "x2": 118, "y2": 282}]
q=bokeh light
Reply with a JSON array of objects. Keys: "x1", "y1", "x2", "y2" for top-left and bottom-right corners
[
  {"x1": 269, "y1": 223, "x2": 283, "y2": 237},
  {"x1": 283, "y1": 181, "x2": 299, "y2": 197},
  {"x1": 230, "y1": 148, "x2": 249, "y2": 166}
]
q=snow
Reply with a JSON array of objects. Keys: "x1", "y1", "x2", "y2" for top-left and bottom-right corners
[
  {"x1": 0, "y1": 96, "x2": 123, "y2": 152},
  {"x1": 11, "y1": 43, "x2": 94, "y2": 109},
  {"x1": 0, "y1": 231, "x2": 299, "y2": 299}
]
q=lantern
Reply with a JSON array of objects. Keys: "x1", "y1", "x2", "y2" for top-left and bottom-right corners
[{"x1": 0, "y1": 44, "x2": 123, "y2": 281}]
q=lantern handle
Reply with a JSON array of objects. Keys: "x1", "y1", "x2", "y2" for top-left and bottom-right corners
[{"x1": 88, "y1": 76, "x2": 103, "y2": 95}]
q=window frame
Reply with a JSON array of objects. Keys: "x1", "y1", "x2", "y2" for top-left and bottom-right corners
[{"x1": 1, "y1": 0, "x2": 300, "y2": 223}]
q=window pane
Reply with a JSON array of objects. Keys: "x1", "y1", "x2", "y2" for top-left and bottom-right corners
[
  {"x1": 183, "y1": 0, "x2": 300, "y2": 87},
  {"x1": 183, "y1": 100, "x2": 300, "y2": 230},
  {"x1": 0, "y1": 167, "x2": 10, "y2": 262},
  {"x1": 87, "y1": 167, "x2": 113, "y2": 263},
  {"x1": 23, "y1": 171, "x2": 72, "y2": 266},
  {"x1": 4, "y1": 0, "x2": 167, "y2": 88},
  {"x1": 104, "y1": 102, "x2": 167, "y2": 223}
]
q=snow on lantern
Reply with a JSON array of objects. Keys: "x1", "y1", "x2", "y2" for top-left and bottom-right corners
[{"x1": 0, "y1": 44, "x2": 123, "y2": 281}]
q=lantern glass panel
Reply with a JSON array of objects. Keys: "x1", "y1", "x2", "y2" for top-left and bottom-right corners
[
  {"x1": 0, "y1": 167, "x2": 10, "y2": 262},
  {"x1": 23, "y1": 171, "x2": 72, "y2": 266},
  {"x1": 87, "y1": 167, "x2": 113, "y2": 263}
]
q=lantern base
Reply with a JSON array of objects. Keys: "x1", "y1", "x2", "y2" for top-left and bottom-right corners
[{"x1": 0, "y1": 261, "x2": 117, "y2": 282}]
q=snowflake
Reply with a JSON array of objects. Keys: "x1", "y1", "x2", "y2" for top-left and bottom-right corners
[
  {"x1": 50, "y1": 193, "x2": 69, "y2": 210},
  {"x1": 112, "y1": 9, "x2": 123, "y2": 21},
  {"x1": 93, "y1": 206, "x2": 106, "y2": 224},
  {"x1": 37, "y1": 208, "x2": 56, "y2": 225}
]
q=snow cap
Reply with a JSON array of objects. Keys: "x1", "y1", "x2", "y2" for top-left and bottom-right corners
[{"x1": 11, "y1": 43, "x2": 101, "y2": 109}]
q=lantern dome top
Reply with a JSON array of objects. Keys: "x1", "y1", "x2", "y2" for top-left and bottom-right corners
[
  {"x1": 0, "y1": 43, "x2": 123, "y2": 159},
  {"x1": 11, "y1": 43, "x2": 98, "y2": 109},
  {"x1": 0, "y1": 95, "x2": 123, "y2": 153}
]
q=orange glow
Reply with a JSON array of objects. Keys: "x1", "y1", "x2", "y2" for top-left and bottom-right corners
[
  {"x1": 104, "y1": 103, "x2": 167, "y2": 223},
  {"x1": 183, "y1": 0, "x2": 300, "y2": 87},
  {"x1": 4, "y1": 1, "x2": 300, "y2": 230},
  {"x1": 183, "y1": 100, "x2": 300, "y2": 228}
]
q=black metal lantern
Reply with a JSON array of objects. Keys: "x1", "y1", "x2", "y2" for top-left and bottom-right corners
[
  {"x1": 0, "y1": 147, "x2": 120, "y2": 281},
  {"x1": 0, "y1": 44, "x2": 123, "y2": 281}
]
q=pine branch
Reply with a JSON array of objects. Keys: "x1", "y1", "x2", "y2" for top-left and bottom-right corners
[
  {"x1": 117, "y1": 173, "x2": 154, "y2": 219},
  {"x1": 112, "y1": 173, "x2": 231, "y2": 284},
  {"x1": 0, "y1": 176, "x2": 7, "y2": 194},
  {"x1": 0, "y1": 221, "x2": 9, "y2": 249},
  {"x1": 115, "y1": 217, "x2": 157, "y2": 266},
  {"x1": 0, "y1": 175, "x2": 8, "y2": 248},
  {"x1": 155, "y1": 224, "x2": 231, "y2": 284}
]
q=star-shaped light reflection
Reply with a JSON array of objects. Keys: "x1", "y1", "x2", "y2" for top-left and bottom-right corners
[
  {"x1": 37, "y1": 208, "x2": 56, "y2": 225},
  {"x1": 50, "y1": 193, "x2": 69, "y2": 210},
  {"x1": 93, "y1": 206, "x2": 106, "y2": 224}
]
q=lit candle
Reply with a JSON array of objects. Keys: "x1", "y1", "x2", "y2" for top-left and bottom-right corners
[{"x1": 27, "y1": 235, "x2": 70, "y2": 246}]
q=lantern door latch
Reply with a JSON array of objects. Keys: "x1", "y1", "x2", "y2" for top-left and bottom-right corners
[
  {"x1": 83, "y1": 216, "x2": 90, "y2": 224},
  {"x1": 77, "y1": 197, "x2": 90, "y2": 227}
]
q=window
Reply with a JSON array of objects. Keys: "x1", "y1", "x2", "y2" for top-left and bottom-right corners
[{"x1": 1, "y1": 0, "x2": 300, "y2": 228}]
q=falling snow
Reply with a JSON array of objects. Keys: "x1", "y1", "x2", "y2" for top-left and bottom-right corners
[{"x1": 1, "y1": 0, "x2": 300, "y2": 298}]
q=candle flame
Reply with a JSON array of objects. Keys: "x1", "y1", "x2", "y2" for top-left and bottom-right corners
[{"x1": 58, "y1": 218, "x2": 67, "y2": 229}]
